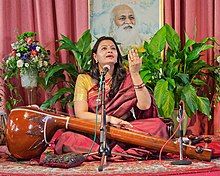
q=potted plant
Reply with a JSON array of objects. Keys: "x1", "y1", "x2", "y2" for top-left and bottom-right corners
[
  {"x1": 139, "y1": 24, "x2": 216, "y2": 121},
  {"x1": 40, "y1": 30, "x2": 92, "y2": 110}
]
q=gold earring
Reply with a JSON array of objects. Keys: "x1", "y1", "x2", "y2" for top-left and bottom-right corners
[{"x1": 95, "y1": 60, "x2": 98, "y2": 63}]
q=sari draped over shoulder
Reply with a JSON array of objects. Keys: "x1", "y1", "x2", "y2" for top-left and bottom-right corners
[
  {"x1": 40, "y1": 72, "x2": 168, "y2": 163},
  {"x1": 87, "y1": 72, "x2": 158, "y2": 120}
]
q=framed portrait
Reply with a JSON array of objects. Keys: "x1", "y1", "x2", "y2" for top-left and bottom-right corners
[{"x1": 89, "y1": 0, "x2": 164, "y2": 54}]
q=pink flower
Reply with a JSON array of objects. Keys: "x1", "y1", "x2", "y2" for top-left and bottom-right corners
[
  {"x1": 31, "y1": 50, "x2": 38, "y2": 56},
  {"x1": 10, "y1": 50, "x2": 16, "y2": 57},
  {"x1": 26, "y1": 37, "x2": 33, "y2": 44}
]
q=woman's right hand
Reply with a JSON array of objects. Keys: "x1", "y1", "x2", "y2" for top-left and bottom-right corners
[
  {"x1": 108, "y1": 116, "x2": 133, "y2": 129},
  {"x1": 128, "y1": 49, "x2": 142, "y2": 74}
]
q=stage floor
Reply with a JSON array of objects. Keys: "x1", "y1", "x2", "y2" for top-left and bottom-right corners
[{"x1": 1, "y1": 146, "x2": 220, "y2": 176}]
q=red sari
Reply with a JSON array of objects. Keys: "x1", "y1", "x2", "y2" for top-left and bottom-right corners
[{"x1": 41, "y1": 73, "x2": 168, "y2": 161}]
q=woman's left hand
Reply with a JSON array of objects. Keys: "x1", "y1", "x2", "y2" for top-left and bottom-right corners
[
  {"x1": 128, "y1": 49, "x2": 142, "y2": 74},
  {"x1": 108, "y1": 116, "x2": 133, "y2": 129}
]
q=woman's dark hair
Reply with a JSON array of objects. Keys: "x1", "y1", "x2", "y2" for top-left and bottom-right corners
[{"x1": 90, "y1": 36, "x2": 126, "y2": 98}]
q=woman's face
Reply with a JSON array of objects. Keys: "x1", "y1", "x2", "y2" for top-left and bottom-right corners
[{"x1": 93, "y1": 40, "x2": 118, "y2": 68}]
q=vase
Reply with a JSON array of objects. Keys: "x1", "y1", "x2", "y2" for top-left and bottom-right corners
[
  {"x1": 20, "y1": 71, "x2": 38, "y2": 105},
  {"x1": 20, "y1": 71, "x2": 38, "y2": 88}
]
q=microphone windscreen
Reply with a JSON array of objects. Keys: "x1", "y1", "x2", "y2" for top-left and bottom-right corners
[
  {"x1": 102, "y1": 65, "x2": 110, "y2": 75},
  {"x1": 103, "y1": 65, "x2": 110, "y2": 71}
]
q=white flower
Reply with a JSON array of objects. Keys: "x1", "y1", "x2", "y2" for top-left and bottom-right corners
[
  {"x1": 17, "y1": 60, "x2": 24, "y2": 68},
  {"x1": 43, "y1": 61, "x2": 48, "y2": 67},
  {"x1": 25, "y1": 63, "x2": 29, "y2": 68},
  {"x1": 33, "y1": 56, "x2": 39, "y2": 62},
  {"x1": 36, "y1": 46, "x2": 40, "y2": 52},
  {"x1": 39, "y1": 61, "x2": 43, "y2": 67},
  {"x1": 11, "y1": 43, "x2": 17, "y2": 49},
  {"x1": 217, "y1": 56, "x2": 220, "y2": 64},
  {"x1": 16, "y1": 53, "x2": 21, "y2": 57}
]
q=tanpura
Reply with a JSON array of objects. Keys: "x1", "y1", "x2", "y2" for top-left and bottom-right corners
[{"x1": 6, "y1": 106, "x2": 212, "y2": 161}]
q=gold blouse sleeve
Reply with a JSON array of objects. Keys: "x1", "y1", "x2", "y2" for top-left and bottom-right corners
[{"x1": 74, "y1": 74, "x2": 93, "y2": 102}]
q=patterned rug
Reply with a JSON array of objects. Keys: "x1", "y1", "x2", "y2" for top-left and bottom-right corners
[{"x1": 1, "y1": 146, "x2": 220, "y2": 176}]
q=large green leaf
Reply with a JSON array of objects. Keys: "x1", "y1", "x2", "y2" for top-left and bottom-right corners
[
  {"x1": 140, "y1": 72, "x2": 159, "y2": 92},
  {"x1": 58, "y1": 34, "x2": 77, "y2": 51},
  {"x1": 76, "y1": 30, "x2": 92, "y2": 52},
  {"x1": 183, "y1": 34, "x2": 195, "y2": 51},
  {"x1": 165, "y1": 24, "x2": 181, "y2": 52},
  {"x1": 82, "y1": 56, "x2": 92, "y2": 72},
  {"x1": 82, "y1": 47, "x2": 92, "y2": 71},
  {"x1": 187, "y1": 60, "x2": 209, "y2": 78},
  {"x1": 192, "y1": 78, "x2": 206, "y2": 86},
  {"x1": 164, "y1": 57, "x2": 179, "y2": 78},
  {"x1": 166, "y1": 78, "x2": 175, "y2": 91},
  {"x1": 71, "y1": 50, "x2": 83, "y2": 70},
  {"x1": 40, "y1": 87, "x2": 74, "y2": 109},
  {"x1": 45, "y1": 64, "x2": 78, "y2": 85},
  {"x1": 187, "y1": 44, "x2": 213, "y2": 62},
  {"x1": 175, "y1": 73, "x2": 189, "y2": 85},
  {"x1": 141, "y1": 56, "x2": 161, "y2": 74},
  {"x1": 201, "y1": 37, "x2": 216, "y2": 43},
  {"x1": 148, "y1": 26, "x2": 166, "y2": 55},
  {"x1": 181, "y1": 85, "x2": 198, "y2": 117},
  {"x1": 154, "y1": 79, "x2": 168, "y2": 108},
  {"x1": 161, "y1": 90, "x2": 175, "y2": 118},
  {"x1": 197, "y1": 96, "x2": 211, "y2": 118}
]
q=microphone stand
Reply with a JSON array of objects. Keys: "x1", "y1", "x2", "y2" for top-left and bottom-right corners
[
  {"x1": 96, "y1": 70, "x2": 144, "y2": 171},
  {"x1": 171, "y1": 103, "x2": 192, "y2": 165},
  {"x1": 98, "y1": 72, "x2": 111, "y2": 171}
]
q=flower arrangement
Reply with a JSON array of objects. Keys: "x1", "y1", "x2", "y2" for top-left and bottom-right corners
[
  {"x1": 0, "y1": 32, "x2": 50, "y2": 109},
  {"x1": 3, "y1": 32, "x2": 50, "y2": 81}
]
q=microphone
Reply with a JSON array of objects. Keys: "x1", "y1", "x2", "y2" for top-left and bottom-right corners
[{"x1": 101, "y1": 65, "x2": 110, "y2": 76}]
